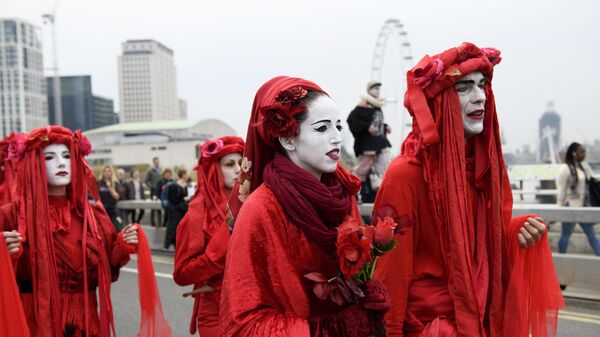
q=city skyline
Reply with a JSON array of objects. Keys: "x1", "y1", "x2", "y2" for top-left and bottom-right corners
[{"x1": 1, "y1": 0, "x2": 598, "y2": 151}]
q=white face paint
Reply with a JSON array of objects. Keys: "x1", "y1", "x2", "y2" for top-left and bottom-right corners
[
  {"x1": 43, "y1": 143, "x2": 72, "y2": 187},
  {"x1": 455, "y1": 71, "x2": 487, "y2": 138},
  {"x1": 283, "y1": 95, "x2": 343, "y2": 179},
  {"x1": 219, "y1": 153, "x2": 242, "y2": 192}
]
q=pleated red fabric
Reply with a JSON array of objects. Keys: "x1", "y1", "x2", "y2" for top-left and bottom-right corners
[
  {"x1": 0, "y1": 225, "x2": 31, "y2": 337},
  {"x1": 134, "y1": 223, "x2": 172, "y2": 337}
]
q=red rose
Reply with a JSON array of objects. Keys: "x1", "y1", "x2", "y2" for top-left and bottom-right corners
[
  {"x1": 337, "y1": 217, "x2": 372, "y2": 278},
  {"x1": 201, "y1": 138, "x2": 224, "y2": 159},
  {"x1": 7, "y1": 133, "x2": 26, "y2": 160},
  {"x1": 276, "y1": 86, "x2": 308, "y2": 105},
  {"x1": 481, "y1": 47, "x2": 502, "y2": 66},
  {"x1": 374, "y1": 217, "x2": 396, "y2": 246},
  {"x1": 259, "y1": 103, "x2": 304, "y2": 139},
  {"x1": 413, "y1": 56, "x2": 444, "y2": 89},
  {"x1": 75, "y1": 131, "x2": 92, "y2": 156}
]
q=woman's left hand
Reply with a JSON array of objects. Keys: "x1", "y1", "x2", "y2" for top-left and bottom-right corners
[
  {"x1": 518, "y1": 217, "x2": 546, "y2": 248},
  {"x1": 122, "y1": 224, "x2": 139, "y2": 246}
]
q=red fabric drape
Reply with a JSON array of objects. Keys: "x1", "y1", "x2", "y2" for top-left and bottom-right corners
[
  {"x1": 3, "y1": 126, "x2": 171, "y2": 337},
  {"x1": 134, "y1": 224, "x2": 172, "y2": 337},
  {"x1": 375, "y1": 43, "x2": 563, "y2": 337},
  {"x1": 0, "y1": 229, "x2": 31, "y2": 337}
]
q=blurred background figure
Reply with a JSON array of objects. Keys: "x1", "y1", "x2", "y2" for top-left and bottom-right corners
[
  {"x1": 557, "y1": 142, "x2": 600, "y2": 255},
  {"x1": 347, "y1": 80, "x2": 392, "y2": 202},
  {"x1": 155, "y1": 168, "x2": 174, "y2": 228},
  {"x1": 127, "y1": 169, "x2": 146, "y2": 224},
  {"x1": 97, "y1": 164, "x2": 122, "y2": 229},
  {"x1": 145, "y1": 157, "x2": 162, "y2": 227},
  {"x1": 163, "y1": 168, "x2": 191, "y2": 250},
  {"x1": 116, "y1": 167, "x2": 130, "y2": 223}
]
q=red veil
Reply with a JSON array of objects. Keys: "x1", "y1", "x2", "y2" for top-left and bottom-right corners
[
  {"x1": 401, "y1": 43, "x2": 563, "y2": 337},
  {"x1": 5, "y1": 126, "x2": 170, "y2": 337}
]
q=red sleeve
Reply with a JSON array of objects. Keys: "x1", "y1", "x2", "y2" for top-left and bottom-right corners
[
  {"x1": 0, "y1": 218, "x2": 30, "y2": 337},
  {"x1": 219, "y1": 191, "x2": 310, "y2": 337},
  {"x1": 173, "y1": 216, "x2": 229, "y2": 286},
  {"x1": 0, "y1": 203, "x2": 22, "y2": 266},
  {"x1": 372, "y1": 157, "x2": 420, "y2": 337},
  {"x1": 91, "y1": 204, "x2": 131, "y2": 277}
]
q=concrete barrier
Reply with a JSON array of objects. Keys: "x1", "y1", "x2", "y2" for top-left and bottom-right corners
[
  {"x1": 359, "y1": 203, "x2": 600, "y2": 299},
  {"x1": 119, "y1": 201, "x2": 600, "y2": 299},
  {"x1": 552, "y1": 253, "x2": 600, "y2": 300}
]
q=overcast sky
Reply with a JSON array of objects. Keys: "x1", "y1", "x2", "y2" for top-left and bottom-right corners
[{"x1": 2, "y1": 0, "x2": 598, "y2": 153}]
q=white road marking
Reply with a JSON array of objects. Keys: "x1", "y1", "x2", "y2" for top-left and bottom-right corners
[{"x1": 121, "y1": 267, "x2": 173, "y2": 279}]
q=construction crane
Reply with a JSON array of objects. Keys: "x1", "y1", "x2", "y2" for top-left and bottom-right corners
[{"x1": 42, "y1": 0, "x2": 62, "y2": 125}]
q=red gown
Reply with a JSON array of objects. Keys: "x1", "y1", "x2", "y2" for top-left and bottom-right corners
[
  {"x1": 373, "y1": 156, "x2": 561, "y2": 337},
  {"x1": 173, "y1": 204, "x2": 231, "y2": 336},
  {"x1": 0, "y1": 196, "x2": 131, "y2": 337},
  {"x1": 219, "y1": 185, "x2": 363, "y2": 336}
]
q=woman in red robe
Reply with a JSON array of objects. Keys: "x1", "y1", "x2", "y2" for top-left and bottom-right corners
[
  {"x1": 173, "y1": 136, "x2": 245, "y2": 336},
  {"x1": 219, "y1": 76, "x2": 390, "y2": 337},
  {"x1": 0, "y1": 126, "x2": 139, "y2": 337},
  {"x1": 373, "y1": 43, "x2": 564, "y2": 337}
]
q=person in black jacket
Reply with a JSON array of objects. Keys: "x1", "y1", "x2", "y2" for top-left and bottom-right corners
[
  {"x1": 127, "y1": 169, "x2": 146, "y2": 224},
  {"x1": 163, "y1": 168, "x2": 190, "y2": 250},
  {"x1": 347, "y1": 80, "x2": 391, "y2": 201}
]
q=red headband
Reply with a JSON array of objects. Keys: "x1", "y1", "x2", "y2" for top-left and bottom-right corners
[{"x1": 404, "y1": 42, "x2": 501, "y2": 145}]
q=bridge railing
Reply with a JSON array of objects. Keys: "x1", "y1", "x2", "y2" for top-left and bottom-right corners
[{"x1": 118, "y1": 200, "x2": 600, "y2": 300}]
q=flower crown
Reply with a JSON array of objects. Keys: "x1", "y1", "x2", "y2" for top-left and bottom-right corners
[
  {"x1": 7, "y1": 128, "x2": 92, "y2": 161},
  {"x1": 200, "y1": 138, "x2": 224, "y2": 160},
  {"x1": 258, "y1": 86, "x2": 309, "y2": 141},
  {"x1": 412, "y1": 47, "x2": 502, "y2": 89}
]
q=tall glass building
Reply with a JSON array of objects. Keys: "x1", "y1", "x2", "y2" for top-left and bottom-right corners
[
  {"x1": 47, "y1": 75, "x2": 118, "y2": 131},
  {"x1": 0, "y1": 18, "x2": 48, "y2": 137}
]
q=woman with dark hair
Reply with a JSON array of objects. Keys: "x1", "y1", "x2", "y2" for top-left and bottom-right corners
[
  {"x1": 164, "y1": 168, "x2": 190, "y2": 250},
  {"x1": 557, "y1": 142, "x2": 600, "y2": 255},
  {"x1": 220, "y1": 76, "x2": 389, "y2": 337}
]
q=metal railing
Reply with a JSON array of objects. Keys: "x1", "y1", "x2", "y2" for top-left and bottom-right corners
[{"x1": 118, "y1": 200, "x2": 600, "y2": 299}]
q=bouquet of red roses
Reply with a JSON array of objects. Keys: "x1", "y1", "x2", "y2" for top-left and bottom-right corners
[
  {"x1": 305, "y1": 206, "x2": 412, "y2": 306},
  {"x1": 337, "y1": 215, "x2": 397, "y2": 283}
]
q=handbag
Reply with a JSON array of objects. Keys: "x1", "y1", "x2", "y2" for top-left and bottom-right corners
[{"x1": 588, "y1": 177, "x2": 600, "y2": 206}]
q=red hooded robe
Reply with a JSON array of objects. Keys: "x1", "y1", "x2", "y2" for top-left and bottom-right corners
[
  {"x1": 0, "y1": 126, "x2": 172, "y2": 337},
  {"x1": 373, "y1": 43, "x2": 564, "y2": 337},
  {"x1": 220, "y1": 76, "x2": 386, "y2": 337},
  {"x1": 173, "y1": 136, "x2": 245, "y2": 336}
]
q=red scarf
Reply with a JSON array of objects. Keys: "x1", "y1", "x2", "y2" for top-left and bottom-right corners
[{"x1": 263, "y1": 153, "x2": 360, "y2": 251}]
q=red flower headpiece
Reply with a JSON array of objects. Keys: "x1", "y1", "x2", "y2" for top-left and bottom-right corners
[
  {"x1": 258, "y1": 86, "x2": 309, "y2": 141},
  {"x1": 201, "y1": 138, "x2": 224, "y2": 160},
  {"x1": 7, "y1": 127, "x2": 93, "y2": 161}
]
